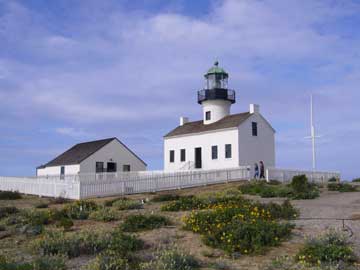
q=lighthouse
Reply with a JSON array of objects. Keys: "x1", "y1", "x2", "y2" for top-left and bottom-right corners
[
  {"x1": 164, "y1": 62, "x2": 275, "y2": 171},
  {"x1": 198, "y1": 61, "x2": 236, "y2": 125}
]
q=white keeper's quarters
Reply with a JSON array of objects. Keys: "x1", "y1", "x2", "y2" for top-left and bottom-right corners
[
  {"x1": 164, "y1": 62, "x2": 275, "y2": 171},
  {"x1": 37, "y1": 137, "x2": 147, "y2": 177}
]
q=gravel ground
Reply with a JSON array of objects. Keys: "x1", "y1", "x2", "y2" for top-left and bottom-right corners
[
  {"x1": 292, "y1": 190, "x2": 360, "y2": 256},
  {"x1": 251, "y1": 189, "x2": 360, "y2": 257}
]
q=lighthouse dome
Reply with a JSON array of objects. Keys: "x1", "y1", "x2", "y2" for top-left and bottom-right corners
[{"x1": 205, "y1": 61, "x2": 228, "y2": 78}]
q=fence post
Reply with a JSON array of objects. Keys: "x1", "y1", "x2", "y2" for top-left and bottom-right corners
[
  {"x1": 265, "y1": 169, "x2": 269, "y2": 182},
  {"x1": 38, "y1": 177, "x2": 41, "y2": 198}
]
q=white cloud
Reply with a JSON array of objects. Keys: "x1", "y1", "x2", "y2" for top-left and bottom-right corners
[
  {"x1": 1, "y1": 0, "x2": 360, "y2": 177},
  {"x1": 54, "y1": 127, "x2": 89, "y2": 138}
]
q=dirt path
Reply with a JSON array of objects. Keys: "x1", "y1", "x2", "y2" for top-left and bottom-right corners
[{"x1": 292, "y1": 190, "x2": 360, "y2": 256}]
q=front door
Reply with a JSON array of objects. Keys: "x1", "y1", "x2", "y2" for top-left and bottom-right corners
[{"x1": 195, "y1": 147, "x2": 202, "y2": 169}]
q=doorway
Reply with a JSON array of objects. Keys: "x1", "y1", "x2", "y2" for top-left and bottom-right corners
[{"x1": 194, "y1": 147, "x2": 202, "y2": 169}]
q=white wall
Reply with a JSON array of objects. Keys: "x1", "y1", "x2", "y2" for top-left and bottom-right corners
[
  {"x1": 238, "y1": 112, "x2": 275, "y2": 171},
  {"x1": 80, "y1": 139, "x2": 146, "y2": 173},
  {"x1": 37, "y1": 164, "x2": 80, "y2": 176},
  {"x1": 164, "y1": 128, "x2": 239, "y2": 171},
  {"x1": 202, "y1": 100, "x2": 231, "y2": 124}
]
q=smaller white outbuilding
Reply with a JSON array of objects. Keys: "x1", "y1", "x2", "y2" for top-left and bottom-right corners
[{"x1": 36, "y1": 137, "x2": 147, "y2": 177}]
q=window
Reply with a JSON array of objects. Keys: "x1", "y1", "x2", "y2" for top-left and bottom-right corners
[
  {"x1": 252, "y1": 122, "x2": 258, "y2": 136},
  {"x1": 107, "y1": 162, "x2": 117, "y2": 172},
  {"x1": 60, "y1": 166, "x2": 65, "y2": 179},
  {"x1": 211, "y1": 145, "x2": 218, "y2": 160},
  {"x1": 123, "y1": 165, "x2": 131, "y2": 172},
  {"x1": 205, "y1": 111, "x2": 211, "y2": 120},
  {"x1": 169, "y1": 150, "x2": 175, "y2": 163},
  {"x1": 225, "y1": 144, "x2": 232, "y2": 158},
  {"x1": 96, "y1": 162, "x2": 104, "y2": 173},
  {"x1": 180, "y1": 149, "x2": 186, "y2": 162}
]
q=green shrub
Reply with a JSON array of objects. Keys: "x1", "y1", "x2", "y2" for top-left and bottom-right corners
[
  {"x1": 328, "y1": 177, "x2": 338, "y2": 183},
  {"x1": 239, "y1": 182, "x2": 293, "y2": 198},
  {"x1": 48, "y1": 208, "x2": 67, "y2": 222},
  {"x1": 35, "y1": 203, "x2": 49, "y2": 209},
  {"x1": 49, "y1": 197, "x2": 70, "y2": 205},
  {"x1": 32, "y1": 229, "x2": 143, "y2": 258},
  {"x1": 263, "y1": 200, "x2": 298, "y2": 220},
  {"x1": 140, "y1": 247, "x2": 199, "y2": 270},
  {"x1": 0, "y1": 191, "x2": 22, "y2": 200},
  {"x1": 151, "y1": 194, "x2": 180, "y2": 202},
  {"x1": 290, "y1": 175, "x2": 309, "y2": 193},
  {"x1": 103, "y1": 197, "x2": 126, "y2": 207},
  {"x1": 89, "y1": 207, "x2": 118, "y2": 222},
  {"x1": 0, "y1": 206, "x2": 18, "y2": 219},
  {"x1": 161, "y1": 196, "x2": 199, "y2": 211},
  {"x1": 55, "y1": 218, "x2": 73, "y2": 231},
  {"x1": 0, "y1": 225, "x2": 6, "y2": 231},
  {"x1": 239, "y1": 179, "x2": 319, "y2": 200},
  {"x1": 112, "y1": 199, "x2": 143, "y2": 210},
  {"x1": 9, "y1": 209, "x2": 51, "y2": 235},
  {"x1": 296, "y1": 230, "x2": 357, "y2": 265},
  {"x1": 0, "y1": 255, "x2": 66, "y2": 270},
  {"x1": 291, "y1": 176, "x2": 319, "y2": 199},
  {"x1": 352, "y1": 178, "x2": 360, "y2": 183},
  {"x1": 62, "y1": 200, "x2": 98, "y2": 219},
  {"x1": 31, "y1": 230, "x2": 81, "y2": 257},
  {"x1": 208, "y1": 261, "x2": 230, "y2": 270},
  {"x1": 327, "y1": 183, "x2": 357, "y2": 192},
  {"x1": 23, "y1": 210, "x2": 51, "y2": 226},
  {"x1": 86, "y1": 250, "x2": 132, "y2": 270},
  {"x1": 32, "y1": 255, "x2": 66, "y2": 270},
  {"x1": 120, "y1": 214, "x2": 171, "y2": 232},
  {"x1": 268, "y1": 180, "x2": 282, "y2": 185}
]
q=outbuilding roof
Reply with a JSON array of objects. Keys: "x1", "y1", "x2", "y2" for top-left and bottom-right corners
[
  {"x1": 38, "y1": 137, "x2": 147, "y2": 168},
  {"x1": 164, "y1": 112, "x2": 252, "y2": 138}
]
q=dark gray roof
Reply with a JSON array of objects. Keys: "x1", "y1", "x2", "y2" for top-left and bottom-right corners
[
  {"x1": 164, "y1": 112, "x2": 252, "y2": 138},
  {"x1": 39, "y1": 137, "x2": 147, "y2": 168}
]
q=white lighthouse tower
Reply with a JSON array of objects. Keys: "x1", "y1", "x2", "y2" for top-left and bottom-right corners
[
  {"x1": 197, "y1": 61, "x2": 236, "y2": 124},
  {"x1": 164, "y1": 62, "x2": 275, "y2": 171}
]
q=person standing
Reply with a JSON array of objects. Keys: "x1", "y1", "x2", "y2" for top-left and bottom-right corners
[
  {"x1": 259, "y1": 161, "x2": 265, "y2": 179},
  {"x1": 254, "y1": 163, "x2": 259, "y2": 179}
]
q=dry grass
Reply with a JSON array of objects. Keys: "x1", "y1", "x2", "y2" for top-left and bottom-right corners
[{"x1": 1, "y1": 181, "x2": 360, "y2": 270}]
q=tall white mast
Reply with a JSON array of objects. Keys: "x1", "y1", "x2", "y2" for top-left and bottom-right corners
[{"x1": 310, "y1": 94, "x2": 316, "y2": 171}]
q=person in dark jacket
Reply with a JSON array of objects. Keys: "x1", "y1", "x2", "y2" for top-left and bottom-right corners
[
  {"x1": 259, "y1": 161, "x2": 265, "y2": 179},
  {"x1": 254, "y1": 163, "x2": 259, "y2": 179}
]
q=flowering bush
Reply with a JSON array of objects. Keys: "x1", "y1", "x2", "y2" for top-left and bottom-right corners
[
  {"x1": 161, "y1": 194, "x2": 248, "y2": 212},
  {"x1": 296, "y1": 231, "x2": 357, "y2": 266},
  {"x1": 182, "y1": 195, "x2": 297, "y2": 254}
]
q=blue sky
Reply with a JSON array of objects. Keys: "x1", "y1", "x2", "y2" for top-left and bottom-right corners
[{"x1": 0, "y1": 0, "x2": 360, "y2": 179}]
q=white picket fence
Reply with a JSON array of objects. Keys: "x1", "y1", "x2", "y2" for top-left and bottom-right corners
[
  {"x1": 0, "y1": 175, "x2": 80, "y2": 199},
  {"x1": 266, "y1": 167, "x2": 340, "y2": 183},
  {"x1": 0, "y1": 166, "x2": 340, "y2": 200},
  {"x1": 0, "y1": 167, "x2": 251, "y2": 200}
]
